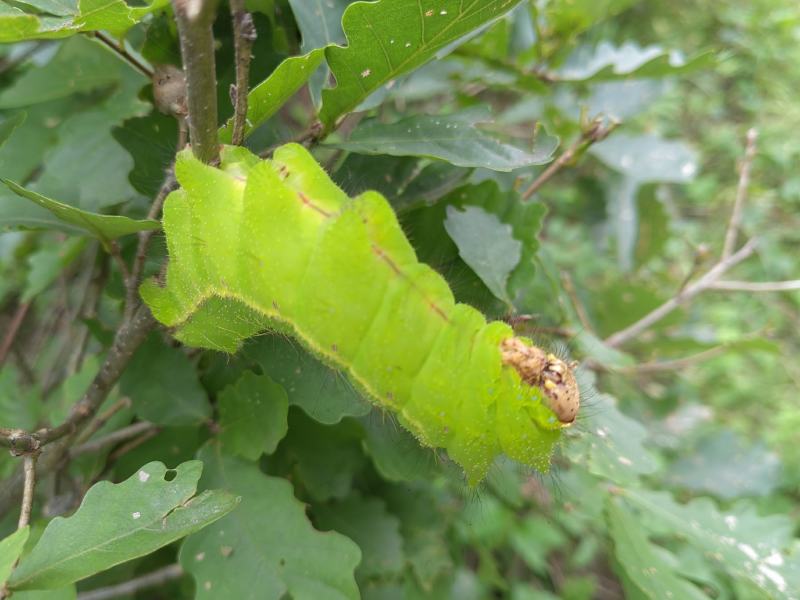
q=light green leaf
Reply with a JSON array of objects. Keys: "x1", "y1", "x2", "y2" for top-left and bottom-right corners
[
  {"x1": 559, "y1": 42, "x2": 715, "y2": 82},
  {"x1": 314, "y1": 493, "x2": 405, "y2": 582},
  {"x1": 0, "y1": 179, "x2": 159, "y2": 243},
  {"x1": 0, "y1": 38, "x2": 119, "y2": 108},
  {"x1": 219, "y1": 49, "x2": 325, "y2": 142},
  {"x1": 8, "y1": 461, "x2": 238, "y2": 590},
  {"x1": 331, "y1": 109, "x2": 558, "y2": 171},
  {"x1": 23, "y1": 237, "x2": 87, "y2": 302},
  {"x1": 13, "y1": 587, "x2": 77, "y2": 600},
  {"x1": 0, "y1": 0, "x2": 168, "y2": 41},
  {"x1": 319, "y1": 0, "x2": 523, "y2": 128},
  {"x1": 246, "y1": 336, "x2": 371, "y2": 425},
  {"x1": 218, "y1": 371, "x2": 289, "y2": 460},
  {"x1": 0, "y1": 112, "x2": 26, "y2": 148},
  {"x1": 607, "y1": 499, "x2": 708, "y2": 600},
  {"x1": 179, "y1": 445, "x2": 361, "y2": 600},
  {"x1": 444, "y1": 205, "x2": 521, "y2": 303},
  {"x1": 0, "y1": 526, "x2": 30, "y2": 588},
  {"x1": 622, "y1": 489, "x2": 800, "y2": 598},
  {"x1": 564, "y1": 394, "x2": 657, "y2": 485},
  {"x1": 590, "y1": 134, "x2": 698, "y2": 184},
  {"x1": 119, "y1": 334, "x2": 211, "y2": 426}
]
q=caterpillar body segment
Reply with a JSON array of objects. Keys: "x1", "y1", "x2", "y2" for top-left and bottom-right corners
[{"x1": 141, "y1": 144, "x2": 578, "y2": 484}]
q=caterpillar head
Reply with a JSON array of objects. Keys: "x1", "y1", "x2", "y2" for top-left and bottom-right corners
[{"x1": 500, "y1": 337, "x2": 580, "y2": 425}]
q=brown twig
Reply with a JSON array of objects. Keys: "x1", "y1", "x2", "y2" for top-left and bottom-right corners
[
  {"x1": 76, "y1": 564, "x2": 184, "y2": 600},
  {"x1": 126, "y1": 173, "x2": 178, "y2": 318},
  {"x1": 708, "y1": 279, "x2": 800, "y2": 292},
  {"x1": 560, "y1": 272, "x2": 594, "y2": 333},
  {"x1": 74, "y1": 397, "x2": 133, "y2": 446},
  {"x1": 93, "y1": 31, "x2": 154, "y2": 79},
  {"x1": 722, "y1": 128, "x2": 757, "y2": 259},
  {"x1": 172, "y1": 0, "x2": 220, "y2": 164},
  {"x1": 522, "y1": 118, "x2": 619, "y2": 201},
  {"x1": 604, "y1": 238, "x2": 759, "y2": 348},
  {"x1": 0, "y1": 301, "x2": 30, "y2": 367},
  {"x1": 71, "y1": 422, "x2": 158, "y2": 458},
  {"x1": 18, "y1": 454, "x2": 37, "y2": 528},
  {"x1": 0, "y1": 305, "x2": 155, "y2": 455},
  {"x1": 230, "y1": 0, "x2": 256, "y2": 145}
]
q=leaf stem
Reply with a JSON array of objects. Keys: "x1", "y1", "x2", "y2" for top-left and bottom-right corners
[
  {"x1": 93, "y1": 31, "x2": 154, "y2": 79},
  {"x1": 76, "y1": 564, "x2": 184, "y2": 600}
]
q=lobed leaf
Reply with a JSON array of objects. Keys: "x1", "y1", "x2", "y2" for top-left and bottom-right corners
[
  {"x1": 319, "y1": 0, "x2": 523, "y2": 129},
  {"x1": 8, "y1": 461, "x2": 238, "y2": 590}
]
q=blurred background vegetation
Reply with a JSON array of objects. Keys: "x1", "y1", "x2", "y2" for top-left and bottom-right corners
[{"x1": 1, "y1": 0, "x2": 799, "y2": 598}]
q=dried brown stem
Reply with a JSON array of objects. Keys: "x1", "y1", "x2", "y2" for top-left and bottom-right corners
[
  {"x1": 604, "y1": 238, "x2": 758, "y2": 348},
  {"x1": 18, "y1": 453, "x2": 37, "y2": 528},
  {"x1": 74, "y1": 397, "x2": 133, "y2": 446},
  {"x1": 230, "y1": 0, "x2": 256, "y2": 145},
  {"x1": 172, "y1": 0, "x2": 220, "y2": 164},
  {"x1": 0, "y1": 301, "x2": 30, "y2": 367},
  {"x1": 71, "y1": 421, "x2": 158, "y2": 458},
  {"x1": 708, "y1": 279, "x2": 800, "y2": 292},
  {"x1": 76, "y1": 564, "x2": 184, "y2": 600},
  {"x1": 722, "y1": 128, "x2": 757, "y2": 259},
  {"x1": 522, "y1": 119, "x2": 618, "y2": 201},
  {"x1": 93, "y1": 31, "x2": 153, "y2": 79}
]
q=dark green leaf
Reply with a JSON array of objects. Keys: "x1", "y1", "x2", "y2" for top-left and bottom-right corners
[
  {"x1": 314, "y1": 493, "x2": 405, "y2": 582},
  {"x1": 218, "y1": 371, "x2": 289, "y2": 460},
  {"x1": 179, "y1": 445, "x2": 361, "y2": 600},
  {"x1": 9, "y1": 461, "x2": 237, "y2": 590},
  {"x1": 361, "y1": 415, "x2": 439, "y2": 483},
  {"x1": 120, "y1": 335, "x2": 211, "y2": 426},
  {"x1": 22, "y1": 237, "x2": 86, "y2": 301},
  {"x1": 444, "y1": 204, "x2": 521, "y2": 303},
  {"x1": 246, "y1": 336, "x2": 371, "y2": 424},
  {"x1": 112, "y1": 111, "x2": 179, "y2": 197},
  {"x1": 0, "y1": 112, "x2": 25, "y2": 148}
]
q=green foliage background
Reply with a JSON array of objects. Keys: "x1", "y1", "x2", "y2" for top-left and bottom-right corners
[{"x1": 1, "y1": 0, "x2": 799, "y2": 598}]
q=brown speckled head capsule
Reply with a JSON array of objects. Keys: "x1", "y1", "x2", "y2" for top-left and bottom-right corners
[{"x1": 500, "y1": 338, "x2": 580, "y2": 425}]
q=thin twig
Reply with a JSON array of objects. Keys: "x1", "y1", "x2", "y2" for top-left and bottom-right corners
[
  {"x1": 71, "y1": 422, "x2": 157, "y2": 458},
  {"x1": 522, "y1": 118, "x2": 618, "y2": 201},
  {"x1": 77, "y1": 564, "x2": 184, "y2": 600},
  {"x1": 709, "y1": 279, "x2": 800, "y2": 292},
  {"x1": 722, "y1": 128, "x2": 757, "y2": 259},
  {"x1": 172, "y1": 0, "x2": 220, "y2": 164},
  {"x1": 126, "y1": 172, "x2": 178, "y2": 318},
  {"x1": 230, "y1": 0, "x2": 256, "y2": 145},
  {"x1": 606, "y1": 345, "x2": 729, "y2": 374},
  {"x1": 93, "y1": 32, "x2": 154, "y2": 79},
  {"x1": 18, "y1": 454, "x2": 37, "y2": 528},
  {"x1": 0, "y1": 301, "x2": 30, "y2": 367},
  {"x1": 0, "y1": 305, "x2": 155, "y2": 454},
  {"x1": 560, "y1": 272, "x2": 594, "y2": 333},
  {"x1": 109, "y1": 240, "x2": 131, "y2": 284},
  {"x1": 604, "y1": 238, "x2": 759, "y2": 348},
  {"x1": 74, "y1": 397, "x2": 133, "y2": 446}
]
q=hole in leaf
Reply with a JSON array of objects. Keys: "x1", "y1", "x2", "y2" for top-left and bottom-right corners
[{"x1": 164, "y1": 469, "x2": 177, "y2": 481}]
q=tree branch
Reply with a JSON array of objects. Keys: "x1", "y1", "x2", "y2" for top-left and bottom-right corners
[
  {"x1": 722, "y1": 128, "x2": 757, "y2": 259},
  {"x1": 70, "y1": 422, "x2": 158, "y2": 458},
  {"x1": 172, "y1": 0, "x2": 220, "y2": 163},
  {"x1": 0, "y1": 300, "x2": 30, "y2": 368},
  {"x1": 0, "y1": 305, "x2": 155, "y2": 454},
  {"x1": 709, "y1": 279, "x2": 800, "y2": 292},
  {"x1": 604, "y1": 238, "x2": 758, "y2": 348},
  {"x1": 522, "y1": 118, "x2": 618, "y2": 201},
  {"x1": 229, "y1": 0, "x2": 256, "y2": 145},
  {"x1": 17, "y1": 454, "x2": 37, "y2": 529},
  {"x1": 77, "y1": 564, "x2": 184, "y2": 600}
]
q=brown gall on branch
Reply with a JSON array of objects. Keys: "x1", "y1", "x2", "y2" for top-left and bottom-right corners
[{"x1": 500, "y1": 337, "x2": 580, "y2": 425}]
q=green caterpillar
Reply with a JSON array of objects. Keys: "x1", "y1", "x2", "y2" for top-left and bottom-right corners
[{"x1": 141, "y1": 144, "x2": 579, "y2": 484}]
